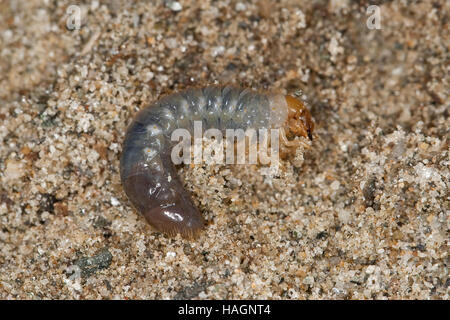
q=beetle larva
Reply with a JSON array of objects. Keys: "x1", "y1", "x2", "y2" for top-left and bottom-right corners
[{"x1": 120, "y1": 85, "x2": 314, "y2": 238}]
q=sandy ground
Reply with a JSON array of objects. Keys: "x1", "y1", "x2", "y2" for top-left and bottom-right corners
[{"x1": 0, "y1": 0, "x2": 448, "y2": 299}]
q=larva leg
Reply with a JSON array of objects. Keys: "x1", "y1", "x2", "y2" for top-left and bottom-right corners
[{"x1": 279, "y1": 127, "x2": 311, "y2": 150}]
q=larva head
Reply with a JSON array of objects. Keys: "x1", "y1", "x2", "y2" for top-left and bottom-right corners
[{"x1": 285, "y1": 95, "x2": 314, "y2": 141}]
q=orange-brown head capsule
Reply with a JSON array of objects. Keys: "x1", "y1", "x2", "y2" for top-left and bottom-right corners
[{"x1": 285, "y1": 95, "x2": 314, "y2": 141}]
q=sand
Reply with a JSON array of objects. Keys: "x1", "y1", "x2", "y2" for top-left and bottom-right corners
[{"x1": 0, "y1": 0, "x2": 448, "y2": 299}]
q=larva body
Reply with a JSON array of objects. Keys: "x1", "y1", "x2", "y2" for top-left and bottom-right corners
[{"x1": 120, "y1": 86, "x2": 314, "y2": 237}]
